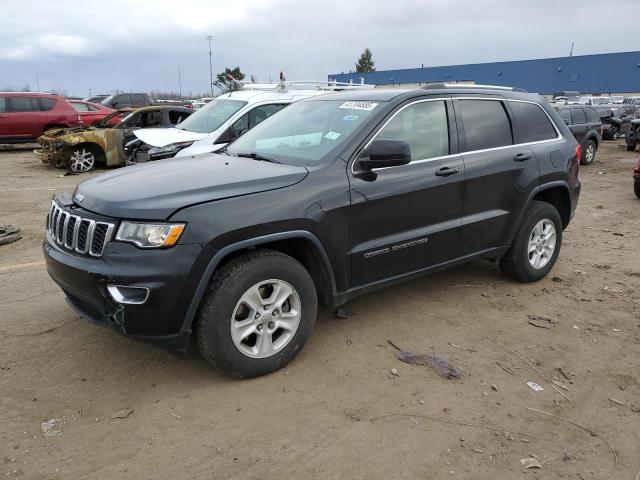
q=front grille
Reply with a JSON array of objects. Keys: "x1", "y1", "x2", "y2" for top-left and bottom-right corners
[{"x1": 47, "y1": 201, "x2": 115, "y2": 257}]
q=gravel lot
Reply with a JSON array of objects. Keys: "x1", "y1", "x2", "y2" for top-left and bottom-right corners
[{"x1": 1, "y1": 142, "x2": 639, "y2": 479}]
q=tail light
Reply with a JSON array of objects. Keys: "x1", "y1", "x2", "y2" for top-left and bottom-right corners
[
  {"x1": 77, "y1": 114, "x2": 84, "y2": 124},
  {"x1": 574, "y1": 144, "x2": 582, "y2": 164},
  {"x1": 634, "y1": 155, "x2": 640, "y2": 176}
]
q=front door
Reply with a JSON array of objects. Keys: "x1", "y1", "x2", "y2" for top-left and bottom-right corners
[{"x1": 349, "y1": 98, "x2": 464, "y2": 287}]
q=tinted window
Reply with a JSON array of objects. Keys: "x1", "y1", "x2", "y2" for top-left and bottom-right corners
[
  {"x1": 509, "y1": 101, "x2": 557, "y2": 143},
  {"x1": 117, "y1": 94, "x2": 133, "y2": 106},
  {"x1": 585, "y1": 108, "x2": 600, "y2": 123},
  {"x1": 168, "y1": 110, "x2": 189, "y2": 125},
  {"x1": 143, "y1": 111, "x2": 163, "y2": 127},
  {"x1": 572, "y1": 108, "x2": 587, "y2": 124},
  {"x1": 459, "y1": 100, "x2": 512, "y2": 151},
  {"x1": 0, "y1": 97, "x2": 6, "y2": 113},
  {"x1": 133, "y1": 94, "x2": 147, "y2": 104},
  {"x1": 40, "y1": 98, "x2": 56, "y2": 111},
  {"x1": 377, "y1": 100, "x2": 449, "y2": 160},
  {"x1": 230, "y1": 113, "x2": 249, "y2": 139},
  {"x1": 249, "y1": 104, "x2": 287, "y2": 128},
  {"x1": 10, "y1": 96, "x2": 41, "y2": 112},
  {"x1": 558, "y1": 108, "x2": 572, "y2": 124}
]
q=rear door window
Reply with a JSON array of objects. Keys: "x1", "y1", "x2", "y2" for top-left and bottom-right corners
[
  {"x1": 376, "y1": 100, "x2": 449, "y2": 161},
  {"x1": 571, "y1": 108, "x2": 587, "y2": 124},
  {"x1": 117, "y1": 94, "x2": 133, "y2": 106},
  {"x1": 133, "y1": 94, "x2": 147, "y2": 105},
  {"x1": 459, "y1": 99, "x2": 512, "y2": 151},
  {"x1": 509, "y1": 101, "x2": 558, "y2": 143},
  {"x1": 39, "y1": 98, "x2": 57, "y2": 111},
  {"x1": 9, "y1": 96, "x2": 42, "y2": 112},
  {"x1": 0, "y1": 97, "x2": 6, "y2": 113}
]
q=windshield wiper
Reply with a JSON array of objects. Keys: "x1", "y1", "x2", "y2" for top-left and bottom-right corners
[{"x1": 233, "y1": 152, "x2": 281, "y2": 164}]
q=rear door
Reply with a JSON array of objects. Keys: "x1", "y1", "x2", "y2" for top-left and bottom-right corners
[
  {"x1": 349, "y1": 98, "x2": 465, "y2": 286},
  {"x1": 569, "y1": 107, "x2": 588, "y2": 146},
  {"x1": 8, "y1": 96, "x2": 46, "y2": 139},
  {"x1": 456, "y1": 97, "x2": 549, "y2": 256}
]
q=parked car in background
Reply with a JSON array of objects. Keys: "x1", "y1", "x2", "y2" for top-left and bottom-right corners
[
  {"x1": 69, "y1": 100, "x2": 118, "y2": 126},
  {"x1": 610, "y1": 96, "x2": 625, "y2": 104},
  {"x1": 0, "y1": 92, "x2": 84, "y2": 143},
  {"x1": 552, "y1": 91, "x2": 580, "y2": 103},
  {"x1": 634, "y1": 155, "x2": 640, "y2": 198},
  {"x1": 554, "y1": 105, "x2": 602, "y2": 164},
  {"x1": 594, "y1": 104, "x2": 634, "y2": 140},
  {"x1": 101, "y1": 93, "x2": 152, "y2": 109},
  {"x1": 577, "y1": 96, "x2": 612, "y2": 106},
  {"x1": 83, "y1": 94, "x2": 110, "y2": 104},
  {"x1": 35, "y1": 106, "x2": 192, "y2": 172},
  {"x1": 133, "y1": 80, "x2": 374, "y2": 161},
  {"x1": 625, "y1": 119, "x2": 640, "y2": 151},
  {"x1": 43, "y1": 85, "x2": 581, "y2": 377}
]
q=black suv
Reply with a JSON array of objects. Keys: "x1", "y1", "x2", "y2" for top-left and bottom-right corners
[
  {"x1": 554, "y1": 105, "x2": 602, "y2": 165},
  {"x1": 44, "y1": 86, "x2": 581, "y2": 378}
]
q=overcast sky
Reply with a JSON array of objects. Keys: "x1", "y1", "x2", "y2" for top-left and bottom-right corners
[{"x1": 1, "y1": 0, "x2": 639, "y2": 97}]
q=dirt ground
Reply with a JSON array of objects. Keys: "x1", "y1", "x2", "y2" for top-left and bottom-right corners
[{"x1": 1, "y1": 142, "x2": 639, "y2": 480}]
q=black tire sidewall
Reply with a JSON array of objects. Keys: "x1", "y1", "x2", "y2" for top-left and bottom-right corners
[
  {"x1": 512, "y1": 203, "x2": 563, "y2": 282},
  {"x1": 197, "y1": 253, "x2": 317, "y2": 378},
  {"x1": 580, "y1": 140, "x2": 596, "y2": 165}
]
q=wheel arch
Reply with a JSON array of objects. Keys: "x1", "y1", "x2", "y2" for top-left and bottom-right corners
[{"x1": 181, "y1": 231, "x2": 338, "y2": 334}]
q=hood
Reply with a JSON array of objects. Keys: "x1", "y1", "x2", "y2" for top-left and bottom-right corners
[
  {"x1": 73, "y1": 154, "x2": 308, "y2": 220},
  {"x1": 175, "y1": 135, "x2": 225, "y2": 158},
  {"x1": 134, "y1": 127, "x2": 207, "y2": 147}
]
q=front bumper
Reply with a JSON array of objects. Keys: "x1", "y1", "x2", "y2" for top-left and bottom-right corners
[{"x1": 43, "y1": 232, "x2": 203, "y2": 354}]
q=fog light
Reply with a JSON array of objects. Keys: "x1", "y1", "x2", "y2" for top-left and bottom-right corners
[{"x1": 107, "y1": 285, "x2": 150, "y2": 305}]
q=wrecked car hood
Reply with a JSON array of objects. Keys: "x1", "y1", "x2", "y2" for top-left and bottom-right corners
[
  {"x1": 134, "y1": 127, "x2": 207, "y2": 148},
  {"x1": 73, "y1": 154, "x2": 309, "y2": 220}
]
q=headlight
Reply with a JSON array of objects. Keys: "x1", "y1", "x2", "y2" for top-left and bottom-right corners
[
  {"x1": 116, "y1": 222, "x2": 185, "y2": 248},
  {"x1": 148, "y1": 142, "x2": 194, "y2": 160}
]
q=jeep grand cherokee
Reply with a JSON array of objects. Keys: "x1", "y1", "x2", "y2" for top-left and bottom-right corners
[{"x1": 43, "y1": 85, "x2": 581, "y2": 378}]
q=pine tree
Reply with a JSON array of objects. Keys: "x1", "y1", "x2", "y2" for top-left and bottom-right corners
[
  {"x1": 355, "y1": 48, "x2": 375, "y2": 73},
  {"x1": 215, "y1": 67, "x2": 245, "y2": 93}
]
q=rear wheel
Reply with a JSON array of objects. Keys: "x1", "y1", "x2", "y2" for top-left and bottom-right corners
[
  {"x1": 500, "y1": 201, "x2": 562, "y2": 282},
  {"x1": 627, "y1": 145, "x2": 636, "y2": 152},
  {"x1": 635, "y1": 178, "x2": 640, "y2": 199},
  {"x1": 603, "y1": 126, "x2": 618, "y2": 141},
  {"x1": 580, "y1": 140, "x2": 596, "y2": 165},
  {"x1": 196, "y1": 250, "x2": 318, "y2": 378}
]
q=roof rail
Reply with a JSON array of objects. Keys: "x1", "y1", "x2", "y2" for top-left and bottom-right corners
[
  {"x1": 422, "y1": 83, "x2": 529, "y2": 93},
  {"x1": 239, "y1": 79, "x2": 375, "y2": 93}
]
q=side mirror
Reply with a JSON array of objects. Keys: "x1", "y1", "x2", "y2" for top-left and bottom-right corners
[{"x1": 357, "y1": 139, "x2": 411, "y2": 171}]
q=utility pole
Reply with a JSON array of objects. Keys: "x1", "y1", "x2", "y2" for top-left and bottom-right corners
[
  {"x1": 178, "y1": 66, "x2": 183, "y2": 102},
  {"x1": 206, "y1": 35, "x2": 214, "y2": 97},
  {"x1": 36, "y1": 76, "x2": 40, "y2": 92},
  {"x1": 569, "y1": 42, "x2": 574, "y2": 57}
]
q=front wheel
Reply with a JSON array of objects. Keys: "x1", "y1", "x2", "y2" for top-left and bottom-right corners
[
  {"x1": 500, "y1": 201, "x2": 563, "y2": 282},
  {"x1": 581, "y1": 140, "x2": 596, "y2": 165},
  {"x1": 69, "y1": 145, "x2": 102, "y2": 173},
  {"x1": 196, "y1": 250, "x2": 318, "y2": 378}
]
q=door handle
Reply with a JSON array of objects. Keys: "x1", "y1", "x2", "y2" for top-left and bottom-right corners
[
  {"x1": 513, "y1": 153, "x2": 532, "y2": 162},
  {"x1": 435, "y1": 166, "x2": 460, "y2": 177}
]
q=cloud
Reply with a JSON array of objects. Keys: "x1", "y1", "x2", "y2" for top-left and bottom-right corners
[{"x1": 38, "y1": 34, "x2": 92, "y2": 57}]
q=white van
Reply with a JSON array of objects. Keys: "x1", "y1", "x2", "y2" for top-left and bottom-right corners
[{"x1": 133, "y1": 80, "x2": 372, "y2": 161}]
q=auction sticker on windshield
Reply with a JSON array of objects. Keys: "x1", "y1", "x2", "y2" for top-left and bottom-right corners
[{"x1": 339, "y1": 101, "x2": 378, "y2": 111}]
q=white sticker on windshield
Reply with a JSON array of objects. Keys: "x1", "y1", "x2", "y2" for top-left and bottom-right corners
[
  {"x1": 339, "y1": 101, "x2": 378, "y2": 111},
  {"x1": 324, "y1": 131, "x2": 342, "y2": 140}
]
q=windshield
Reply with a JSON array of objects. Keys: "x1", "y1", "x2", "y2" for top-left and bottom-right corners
[
  {"x1": 226, "y1": 99, "x2": 381, "y2": 166},
  {"x1": 591, "y1": 97, "x2": 610, "y2": 105},
  {"x1": 176, "y1": 99, "x2": 247, "y2": 133}
]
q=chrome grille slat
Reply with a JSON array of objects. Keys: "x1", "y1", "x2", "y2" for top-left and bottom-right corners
[{"x1": 46, "y1": 200, "x2": 115, "y2": 258}]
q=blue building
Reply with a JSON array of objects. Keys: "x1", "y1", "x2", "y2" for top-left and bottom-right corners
[{"x1": 329, "y1": 51, "x2": 640, "y2": 94}]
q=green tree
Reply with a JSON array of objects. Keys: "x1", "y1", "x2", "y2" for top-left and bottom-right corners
[
  {"x1": 215, "y1": 67, "x2": 245, "y2": 93},
  {"x1": 355, "y1": 48, "x2": 375, "y2": 73}
]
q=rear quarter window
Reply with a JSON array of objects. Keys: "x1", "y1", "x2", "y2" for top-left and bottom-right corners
[
  {"x1": 459, "y1": 99, "x2": 512, "y2": 151},
  {"x1": 509, "y1": 101, "x2": 558, "y2": 143},
  {"x1": 39, "y1": 98, "x2": 57, "y2": 111}
]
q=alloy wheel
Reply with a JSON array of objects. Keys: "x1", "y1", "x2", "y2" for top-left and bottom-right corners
[
  {"x1": 70, "y1": 148, "x2": 95, "y2": 173},
  {"x1": 527, "y1": 219, "x2": 556, "y2": 269},
  {"x1": 230, "y1": 279, "x2": 301, "y2": 358},
  {"x1": 585, "y1": 144, "x2": 595, "y2": 163}
]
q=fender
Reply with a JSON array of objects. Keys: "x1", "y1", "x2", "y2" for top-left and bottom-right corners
[
  {"x1": 180, "y1": 230, "x2": 337, "y2": 333},
  {"x1": 507, "y1": 180, "x2": 572, "y2": 242}
]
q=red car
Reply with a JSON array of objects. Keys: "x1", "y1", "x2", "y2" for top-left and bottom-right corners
[
  {"x1": 634, "y1": 154, "x2": 640, "y2": 198},
  {"x1": 0, "y1": 92, "x2": 84, "y2": 143},
  {"x1": 68, "y1": 100, "x2": 119, "y2": 126}
]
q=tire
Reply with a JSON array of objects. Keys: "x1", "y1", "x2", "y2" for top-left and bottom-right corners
[
  {"x1": 499, "y1": 201, "x2": 563, "y2": 283},
  {"x1": 580, "y1": 140, "x2": 596, "y2": 165},
  {"x1": 69, "y1": 145, "x2": 103, "y2": 173},
  {"x1": 627, "y1": 145, "x2": 636, "y2": 152},
  {"x1": 196, "y1": 250, "x2": 318, "y2": 378},
  {"x1": 603, "y1": 126, "x2": 617, "y2": 141},
  {"x1": 635, "y1": 178, "x2": 640, "y2": 199}
]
